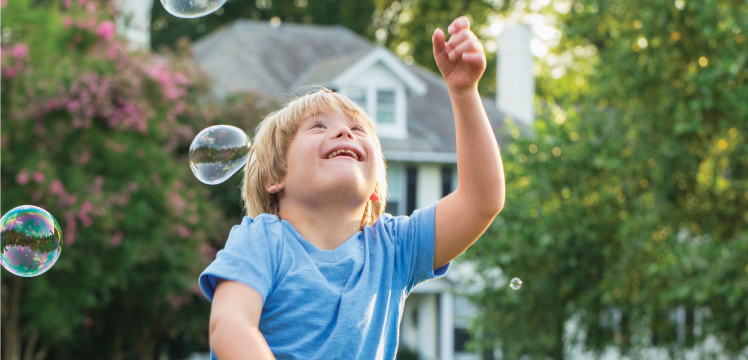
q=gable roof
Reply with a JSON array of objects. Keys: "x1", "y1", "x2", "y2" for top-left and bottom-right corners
[
  {"x1": 293, "y1": 47, "x2": 427, "y2": 96},
  {"x1": 193, "y1": 19, "x2": 515, "y2": 161}
]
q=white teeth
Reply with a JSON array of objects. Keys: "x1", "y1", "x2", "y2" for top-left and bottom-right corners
[{"x1": 326, "y1": 149, "x2": 359, "y2": 160}]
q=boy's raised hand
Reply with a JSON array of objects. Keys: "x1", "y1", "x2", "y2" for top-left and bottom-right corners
[{"x1": 432, "y1": 16, "x2": 487, "y2": 95}]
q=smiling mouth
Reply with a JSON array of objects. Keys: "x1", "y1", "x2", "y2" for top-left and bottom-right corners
[{"x1": 326, "y1": 149, "x2": 360, "y2": 161}]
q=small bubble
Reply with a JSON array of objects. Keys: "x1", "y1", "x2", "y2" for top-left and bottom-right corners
[
  {"x1": 1, "y1": 205, "x2": 62, "y2": 277},
  {"x1": 189, "y1": 125, "x2": 251, "y2": 185},
  {"x1": 160, "y1": 0, "x2": 226, "y2": 19},
  {"x1": 509, "y1": 277, "x2": 522, "y2": 290}
]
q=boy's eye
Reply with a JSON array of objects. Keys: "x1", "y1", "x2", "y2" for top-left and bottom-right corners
[
  {"x1": 313, "y1": 123, "x2": 326, "y2": 129},
  {"x1": 352, "y1": 125, "x2": 365, "y2": 132}
]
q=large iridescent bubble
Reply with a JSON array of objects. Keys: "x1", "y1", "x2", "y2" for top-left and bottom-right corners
[
  {"x1": 160, "y1": 0, "x2": 227, "y2": 19},
  {"x1": 189, "y1": 125, "x2": 251, "y2": 185},
  {"x1": 1, "y1": 205, "x2": 62, "y2": 277}
]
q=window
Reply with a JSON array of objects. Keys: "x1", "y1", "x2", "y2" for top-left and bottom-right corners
[
  {"x1": 386, "y1": 165, "x2": 403, "y2": 215},
  {"x1": 454, "y1": 327, "x2": 471, "y2": 352},
  {"x1": 348, "y1": 87, "x2": 367, "y2": 109},
  {"x1": 376, "y1": 89, "x2": 396, "y2": 124}
]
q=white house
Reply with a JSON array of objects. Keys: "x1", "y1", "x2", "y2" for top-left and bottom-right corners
[{"x1": 115, "y1": 3, "x2": 536, "y2": 358}]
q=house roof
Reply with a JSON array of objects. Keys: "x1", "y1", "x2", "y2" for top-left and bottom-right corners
[
  {"x1": 294, "y1": 47, "x2": 427, "y2": 96},
  {"x1": 193, "y1": 19, "x2": 516, "y2": 161}
]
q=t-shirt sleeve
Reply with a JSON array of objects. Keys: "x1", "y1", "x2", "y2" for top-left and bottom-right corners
[
  {"x1": 198, "y1": 216, "x2": 281, "y2": 303},
  {"x1": 388, "y1": 201, "x2": 450, "y2": 295}
]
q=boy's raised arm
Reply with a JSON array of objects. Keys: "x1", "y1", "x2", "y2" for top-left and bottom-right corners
[
  {"x1": 432, "y1": 16, "x2": 506, "y2": 270},
  {"x1": 210, "y1": 279, "x2": 276, "y2": 360}
]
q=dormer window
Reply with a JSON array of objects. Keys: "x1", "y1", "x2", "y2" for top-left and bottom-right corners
[
  {"x1": 349, "y1": 87, "x2": 367, "y2": 109},
  {"x1": 376, "y1": 89, "x2": 396, "y2": 124}
]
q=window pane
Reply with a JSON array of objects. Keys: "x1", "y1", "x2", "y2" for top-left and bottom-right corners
[
  {"x1": 385, "y1": 201, "x2": 400, "y2": 216},
  {"x1": 454, "y1": 327, "x2": 471, "y2": 352},
  {"x1": 377, "y1": 89, "x2": 395, "y2": 124},
  {"x1": 349, "y1": 87, "x2": 367, "y2": 109},
  {"x1": 387, "y1": 166, "x2": 402, "y2": 195}
]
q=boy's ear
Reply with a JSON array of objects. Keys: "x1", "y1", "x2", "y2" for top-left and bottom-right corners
[{"x1": 266, "y1": 180, "x2": 285, "y2": 194}]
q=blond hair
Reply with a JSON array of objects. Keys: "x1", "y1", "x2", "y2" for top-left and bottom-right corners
[{"x1": 242, "y1": 88, "x2": 388, "y2": 228}]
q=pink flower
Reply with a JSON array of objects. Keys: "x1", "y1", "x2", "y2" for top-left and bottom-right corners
[
  {"x1": 80, "y1": 151, "x2": 90, "y2": 164},
  {"x1": 127, "y1": 182, "x2": 139, "y2": 192},
  {"x1": 170, "y1": 296, "x2": 184, "y2": 311},
  {"x1": 33, "y1": 171, "x2": 45, "y2": 183},
  {"x1": 117, "y1": 194, "x2": 130, "y2": 206},
  {"x1": 96, "y1": 20, "x2": 115, "y2": 41},
  {"x1": 175, "y1": 224, "x2": 191, "y2": 238},
  {"x1": 63, "y1": 16, "x2": 73, "y2": 28},
  {"x1": 16, "y1": 171, "x2": 29, "y2": 185},
  {"x1": 11, "y1": 43, "x2": 29, "y2": 60},
  {"x1": 1, "y1": 0, "x2": 7, "y2": 9},
  {"x1": 65, "y1": 215, "x2": 77, "y2": 245},
  {"x1": 85, "y1": 1, "x2": 95, "y2": 14},
  {"x1": 198, "y1": 243, "x2": 217, "y2": 263},
  {"x1": 48, "y1": 180, "x2": 65, "y2": 195},
  {"x1": 111, "y1": 231, "x2": 123, "y2": 247},
  {"x1": 62, "y1": 0, "x2": 71, "y2": 8}
]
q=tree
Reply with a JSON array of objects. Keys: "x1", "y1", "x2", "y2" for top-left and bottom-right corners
[
  {"x1": 1, "y1": 1, "x2": 269, "y2": 359},
  {"x1": 463, "y1": 0, "x2": 748, "y2": 359},
  {"x1": 150, "y1": 0, "x2": 377, "y2": 51}
]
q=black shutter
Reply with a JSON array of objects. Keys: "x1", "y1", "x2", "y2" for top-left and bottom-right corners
[
  {"x1": 406, "y1": 166, "x2": 418, "y2": 215},
  {"x1": 441, "y1": 166, "x2": 453, "y2": 197}
]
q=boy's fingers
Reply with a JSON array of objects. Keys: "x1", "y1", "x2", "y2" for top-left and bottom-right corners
[
  {"x1": 445, "y1": 29, "x2": 470, "y2": 52},
  {"x1": 449, "y1": 38, "x2": 483, "y2": 59},
  {"x1": 433, "y1": 28, "x2": 450, "y2": 65},
  {"x1": 433, "y1": 28, "x2": 447, "y2": 54},
  {"x1": 462, "y1": 51, "x2": 486, "y2": 66},
  {"x1": 447, "y1": 16, "x2": 470, "y2": 35}
]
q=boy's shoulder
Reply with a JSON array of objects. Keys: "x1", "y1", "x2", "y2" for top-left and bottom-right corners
[{"x1": 229, "y1": 213, "x2": 286, "y2": 246}]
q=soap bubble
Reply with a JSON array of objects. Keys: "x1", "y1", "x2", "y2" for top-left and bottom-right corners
[
  {"x1": 189, "y1": 125, "x2": 251, "y2": 185},
  {"x1": 1, "y1": 205, "x2": 62, "y2": 277},
  {"x1": 509, "y1": 277, "x2": 522, "y2": 290},
  {"x1": 160, "y1": 0, "x2": 227, "y2": 19}
]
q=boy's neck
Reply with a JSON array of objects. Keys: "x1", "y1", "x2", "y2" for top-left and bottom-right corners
[{"x1": 277, "y1": 198, "x2": 367, "y2": 251}]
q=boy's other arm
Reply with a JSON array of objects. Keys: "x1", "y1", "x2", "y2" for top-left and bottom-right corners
[
  {"x1": 210, "y1": 279, "x2": 276, "y2": 360},
  {"x1": 432, "y1": 16, "x2": 506, "y2": 270}
]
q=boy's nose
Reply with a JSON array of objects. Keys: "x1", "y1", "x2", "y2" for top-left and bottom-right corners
[{"x1": 333, "y1": 126, "x2": 355, "y2": 140}]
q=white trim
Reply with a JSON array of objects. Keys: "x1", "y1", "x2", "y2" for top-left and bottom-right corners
[
  {"x1": 440, "y1": 292, "x2": 455, "y2": 360},
  {"x1": 383, "y1": 151, "x2": 458, "y2": 164},
  {"x1": 332, "y1": 47, "x2": 427, "y2": 96},
  {"x1": 411, "y1": 277, "x2": 452, "y2": 293}
]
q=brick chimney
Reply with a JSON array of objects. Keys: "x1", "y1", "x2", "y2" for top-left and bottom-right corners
[{"x1": 496, "y1": 24, "x2": 535, "y2": 126}]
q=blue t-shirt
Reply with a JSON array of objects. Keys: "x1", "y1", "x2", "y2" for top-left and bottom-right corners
[{"x1": 199, "y1": 202, "x2": 450, "y2": 360}]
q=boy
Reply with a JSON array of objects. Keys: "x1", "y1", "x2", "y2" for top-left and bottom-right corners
[{"x1": 199, "y1": 16, "x2": 505, "y2": 360}]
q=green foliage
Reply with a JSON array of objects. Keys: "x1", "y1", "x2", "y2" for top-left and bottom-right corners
[
  {"x1": 464, "y1": 0, "x2": 748, "y2": 359},
  {"x1": 150, "y1": 0, "x2": 377, "y2": 51},
  {"x1": 373, "y1": 0, "x2": 498, "y2": 95},
  {"x1": 1, "y1": 1, "x2": 269, "y2": 359}
]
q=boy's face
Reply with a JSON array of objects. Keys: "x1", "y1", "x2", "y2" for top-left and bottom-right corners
[{"x1": 277, "y1": 109, "x2": 378, "y2": 207}]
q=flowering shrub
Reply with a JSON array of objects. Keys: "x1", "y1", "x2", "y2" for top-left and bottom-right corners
[{"x1": 1, "y1": 0, "x2": 268, "y2": 358}]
